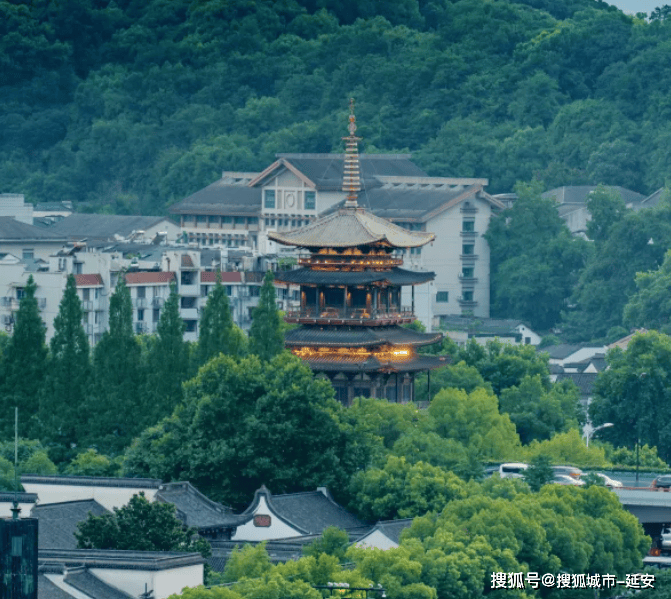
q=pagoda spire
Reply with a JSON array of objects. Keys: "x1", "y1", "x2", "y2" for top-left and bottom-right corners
[{"x1": 342, "y1": 98, "x2": 361, "y2": 208}]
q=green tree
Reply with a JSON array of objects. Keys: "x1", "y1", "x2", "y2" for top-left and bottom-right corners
[
  {"x1": 88, "y1": 276, "x2": 145, "y2": 454},
  {"x1": 590, "y1": 330, "x2": 671, "y2": 461},
  {"x1": 76, "y1": 492, "x2": 210, "y2": 556},
  {"x1": 0, "y1": 275, "x2": 47, "y2": 438},
  {"x1": 523, "y1": 454, "x2": 554, "y2": 492},
  {"x1": 146, "y1": 283, "x2": 189, "y2": 420},
  {"x1": 499, "y1": 375, "x2": 583, "y2": 444},
  {"x1": 195, "y1": 275, "x2": 242, "y2": 368},
  {"x1": 41, "y1": 274, "x2": 90, "y2": 461},
  {"x1": 624, "y1": 249, "x2": 671, "y2": 331},
  {"x1": 349, "y1": 455, "x2": 467, "y2": 521},
  {"x1": 585, "y1": 185, "x2": 628, "y2": 243},
  {"x1": 485, "y1": 181, "x2": 589, "y2": 330},
  {"x1": 65, "y1": 448, "x2": 120, "y2": 477},
  {"x1": 126, "y1": 353, "x2": 355, "y2": 508},
  {"x1": 303, "y1": 526, "x2": 350, "y2": 562},
  {"x1": 249, "y1": 270, "x2": 284, "y2": 361},
  {"x1": 428, "y1": 387, "x2": 521, "y2": 461}
]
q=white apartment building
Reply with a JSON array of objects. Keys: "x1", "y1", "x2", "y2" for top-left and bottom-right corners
[{"x1": 171, "y1": 154, "x2": 504, "y2": 330}]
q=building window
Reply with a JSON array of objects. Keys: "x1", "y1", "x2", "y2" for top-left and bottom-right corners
[
  {"x1": 264, "y1": 189, "x2": 276, "y2": 209},
  {"x1": 196, "y1": 215, "x2": 207, "y2": 225},
  {"x1": 137, "y1": 286, "x2": 146, "y2": 299},
  {"x1": 22, "y1": 249, "x2": 34, "y2": 260},
  {"x1": 184, "y1": 320, "x2": 197, "y2": 333},
  {"x1": 462, "y1": 267, "x2": 474, "y2": 278},
  {"x1": 462, "y1": 244, "x2": 474, "y2": 255},
  {"x1": 462, "y1": 220, "x2": 475, "y2": 232},
  {"x1": 153, "y1": 309, "x2": 160, "y2": 322},
  {"x1": 463, "y1": 290, "x2": 474, "y2": 301},
  {"x1": 410, "y1": 247, "x2": 421, "y2": 255},
  {"x1": 525, "y1": 336, "x2": 531, "y2": 345},
  {"x1": 234, "y1": 216, "x2": 245, "y2": 225},
  {"x1": 436, "y1": 291, "x2": 449, "y2": 303},
  {"x1": 291, "y1": 220, "x2": 296, "y2": 227},
  {"x1": 222, "y1": 216, "x2": 232, "y2": 224},
  {"x1": 305, "y1": 191, "x2": 316, "y2": 210},
  {"x1": 82, "y1": 288, "x2": 90, "y2": 301},
  {"x1": 208, "y1": 216, "x2": 219, "y2": 226},
  {"x1": 248, "y1": 217, "x2": 258, "y2": 225},
  {"x1": 137, "y1": 309, "x2": 144, "y2": 321},
  {"x1": 16, "y1": 288, "x2": 25, "y2": 300}
]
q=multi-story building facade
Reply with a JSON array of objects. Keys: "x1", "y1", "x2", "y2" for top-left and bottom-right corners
[{"x1": 171, "y1": 156, "x2": 503, "y2": 330}]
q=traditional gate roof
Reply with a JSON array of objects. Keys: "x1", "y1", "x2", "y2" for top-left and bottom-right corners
[{"x1": 274, "y1": 266, "x2": 434, "y2": 286}]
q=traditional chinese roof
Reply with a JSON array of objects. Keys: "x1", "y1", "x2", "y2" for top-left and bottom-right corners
[
  {"x1": 31, "y1": 499, "x2": 110, "y2": 549},
  {"x1": 302, "y1": 353, "x2": 449, "y2": 373},
  {"x1": 285, "y1": 326, "x2": 441, "y2": 348},
  {"x1": 274, "y1": 267, "x2": 434, "y2": 286},
  {"x1": 155, "y1": 482, "x2": 247, "y2": 531},
  {"x1": 268, "y1": 207, "x2": 435, "y2": 249}
]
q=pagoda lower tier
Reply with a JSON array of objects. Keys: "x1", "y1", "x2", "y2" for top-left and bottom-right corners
[{"x1": 285, "y1": 325, "x2": 449, "y2": 405}]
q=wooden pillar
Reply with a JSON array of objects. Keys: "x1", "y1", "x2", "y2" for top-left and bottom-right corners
[
  {"x1": 411, "y1": 285, "x2": 415, "y2": 314},
  {"x1": 373, "y1": 288, "x2": 378, "y2": 315},
  {"x1": 343, "y1": 286, "x2": 347, "y2": 317},
  {"x1": 316, "y1": 286, "x2": 320, "y2": 314}
]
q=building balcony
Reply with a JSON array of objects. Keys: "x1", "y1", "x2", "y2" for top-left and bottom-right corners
[
  {"x1": 284, "y1": 305, "x2": 414, "y2": 326},
  {"x1": 180, "y1": 308, "x2": 199, "y2": 320},
  {"x1": 458, "y1": 275, "x2": 479, "y2": 285},
  {"x1": 457, "y1": 297, "x2": 478, "y2": 308},
  {"x1": 152, "y1": 297, "x2": 164, "y2": 308},
  {"x1": 1, "y1": 297, "x2": 19, "y2": 310},
  {"x1": 460, "y1": 230, "x2": 478, "y2": 238},
  {"x1": 179, "y1": 283, "x2": 199, "y2": 296},
  {"x1": 460, "y1": 253, "x2": 478, "y2": 261},
  {"x1": 135, "y1": 297, "x2": 148, "y2": 309}
]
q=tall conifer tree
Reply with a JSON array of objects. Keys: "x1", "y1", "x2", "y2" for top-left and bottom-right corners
[
  {"x1": 0, "y1": 275, "x2": 47, "y2": 438},
  {"x1": 195, "y1": 273, "x2": 238, "y2": 367},
  {"x1": 249, "y1": 270, "x2": 284, "y2": 362},
  {"x1": 88, "y1": 275, "x2": 144, "y2": 454},
  {"x1": 146, "y1": 283, "x2": 188, "y2": 420},
  {"x1": 41, "y1": 274, "x2": 90, "y2": 461}
]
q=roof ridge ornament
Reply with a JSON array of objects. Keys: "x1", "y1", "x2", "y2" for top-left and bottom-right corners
[{"x1": 342, "y1": 98, "x2": 361, "y2": 208}]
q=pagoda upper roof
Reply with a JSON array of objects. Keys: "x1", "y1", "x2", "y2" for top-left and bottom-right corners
[
  {"x1": 285, "y1": 326, "x2": 442, "y2": 348},
  {"x1": 267, "y1": 206, "x2": 435, "y2": 249},
  {"x1": 274, "y1": 266, "x2": 434, "y2": 286}
]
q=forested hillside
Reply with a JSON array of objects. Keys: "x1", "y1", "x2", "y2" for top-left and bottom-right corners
[{"x1": 1, "y1": 0, "x2": 668, "y2": 215}]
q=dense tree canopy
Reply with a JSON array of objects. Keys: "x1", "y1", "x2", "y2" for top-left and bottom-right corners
[{"x1": 1, "y1": 0, "x2": 670, "y2": 216}]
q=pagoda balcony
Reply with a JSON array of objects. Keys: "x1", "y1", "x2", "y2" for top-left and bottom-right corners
[
  {"x1": 285, "y1": 305, "x2": 415, "y2": 326},
  {"x1": 297, "y1": 256, "x2": 403, "y2": 268}
]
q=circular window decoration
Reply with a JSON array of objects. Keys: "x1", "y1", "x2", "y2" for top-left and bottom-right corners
[
  {"x1": 285, "y1": 193, "x2": 295, "y2": 208},
  {"x1": 254, "y1": 514, "x2": 271, "y2": 527}
]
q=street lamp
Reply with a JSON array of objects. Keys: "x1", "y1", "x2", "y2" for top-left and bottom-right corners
[{"x1": 584, "y1": 422, "x2": 614, "y2": 448}]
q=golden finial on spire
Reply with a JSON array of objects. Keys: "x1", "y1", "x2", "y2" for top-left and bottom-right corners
[{"x1": 343, "y1": 98, "x2": 361, "y2": 208}]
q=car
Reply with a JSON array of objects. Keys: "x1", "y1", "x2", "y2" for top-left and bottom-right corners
[
  {"x1": 499, "y1": 463, "x2": 528, "y2": 479},
  {"x1": 651, "y1": 475, "x2": 671, "y2": 489},
  {"x1": 580, "y1": 472, "x2": 623, "y2": 488},
  {"x1": 552, "y1": 465, "x2": 583, "y2": 479},
  {"x1": 553, "y1": 474, "x2": 585, "y2": 486},
  {"x1": 661, "y1": 526, "x2": 671, "y2": 551}
]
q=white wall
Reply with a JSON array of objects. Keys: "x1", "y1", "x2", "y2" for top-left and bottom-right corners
[
  {"x1": 355, "y1": 530, "x2": 399, "y2": 550},
  {"x1": 0, "y1": 500, "x2": 36, "y2": 518},
  {"x1": 91, "y1": 564, "x2": 203, "y2": 599},
  {"x1": 231, "y1": 496, "x2": 302, "y2": 541},
  {"x1": 21, "y1": 482, "x2": 158, "y2": 511}
]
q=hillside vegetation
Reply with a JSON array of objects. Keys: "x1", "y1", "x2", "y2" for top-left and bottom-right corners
[{"x1": 1, "y1": 0, "x2": 668, "y2": 215}]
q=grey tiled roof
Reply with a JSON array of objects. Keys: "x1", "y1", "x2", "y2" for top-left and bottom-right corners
[
  {"x1": 268, "y1": 491, "x2": 366, "y2": 534},
  {"x1": 555, "y1": 373, "x2": 598, "y2": 395},
  {"x1": 0, "y1": 217, "x2": 68, "y2": 241},
  {"x1": 47, "y1": 214, "x2": 177, "y2": 240},
  {"x1": 274, "y1": 267, "x2": 434, "y2": 286},
  {"x1": 0, "y1": 491, "x2": 37, "y2": 503},
  {"x1": 361, "y1": 185, "x2": 479, "y2": 220},
  {"x1": 541, "y1": 343, "x2": 589, "y2": 359},
  {"x1": 279, "y1": 154, "x2": 427, "y2": 191},
  {"x1": 542, "y1": 186, "x2": 646, "y2": 206},
  {"x1": 170, "y1": 180, "x2": 261, "y2": 215},
  {"x1": 365, "y1": 518, "x2": 414, "y2": 545},
  {"x1": 38, "y1": 574, "x2": 76, "y2": 599},
  {"x1": 39, "y1": 549, "x2": 205, "y2": 570},
  {"x1": 32, "y1": 499, "x2": 110, "y2": 549},
  {"x1": 285, "y1": 326, "x2": 442, "y2": 348},
  {"x1": 439, "y1": 316, "x2": 528, "y2": 336},
  {"x1": 268, "y1": 207, "x2": 435, "y2": 249},
  {"x1": 156, "y1": 482, "x2": 247, "y2": 530},
  {"x1": 64, "y1": 567, "x2": 133, "y2": 599}
]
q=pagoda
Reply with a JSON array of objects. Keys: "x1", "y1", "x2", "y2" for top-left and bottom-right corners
[{"x1": 269, "y1": 101, "x2": 447, "y2": 405}]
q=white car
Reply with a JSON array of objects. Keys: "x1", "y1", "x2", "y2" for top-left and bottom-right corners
[
  {"x1": 661, "y1": 526, "x2": 671, "y2": 551},
  {"x1": 499, "y1": 463, "x2": 528, "y2": 479},
  {"x1": 553, "y1": 474, "x2": 585, "y2": 486},
  {"x1": 579, "y1": 472, "x2": 623, "y2": 488}
]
